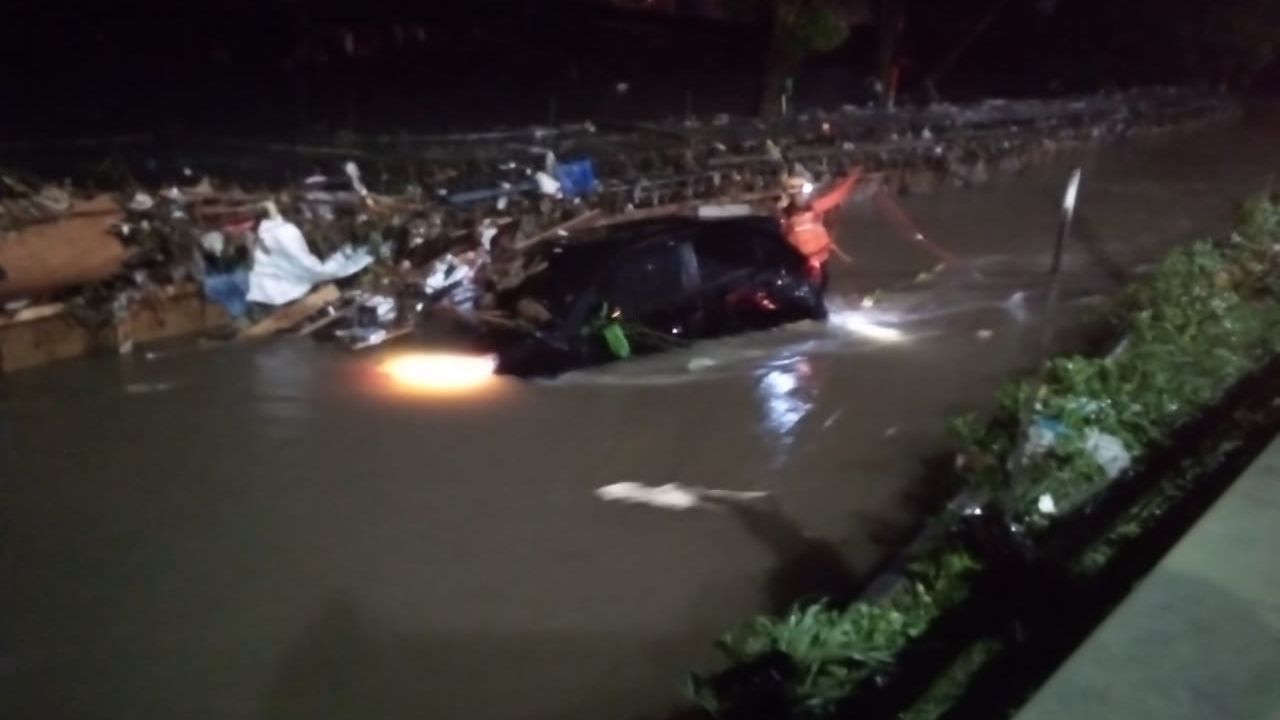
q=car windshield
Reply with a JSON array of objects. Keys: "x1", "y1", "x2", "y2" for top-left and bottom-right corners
[
  {"x1": 604, "y1": 240, "x2": 688, "y2": 319},
  {"x1": 506, "y1": 221, "x2": 693, "y2": 319},
  {"x1": 695, "y1": 217, "x2": 793, "y2": 285}
]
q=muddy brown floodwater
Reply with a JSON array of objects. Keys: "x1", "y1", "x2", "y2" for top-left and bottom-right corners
[{"x1": 4, "y1": 107, "x2": 1280, "y2": 720}]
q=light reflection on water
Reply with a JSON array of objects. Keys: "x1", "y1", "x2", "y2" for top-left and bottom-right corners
[
  {"x1": 755, "y1": 354, "x2": 817, "y2": 468},
  {"x1": 251, "y1": 342, "x2": 319, "y2": 442},
  {"x1": 828, "y1": 309, "x2": 908, "y2": 343}
]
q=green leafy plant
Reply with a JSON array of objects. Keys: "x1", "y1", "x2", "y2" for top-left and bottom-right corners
[
  {"x1": 697, "y1": 549, "x2": 979, "y2": 717},
  {"x1": 969, "y1": 198, "x2": 1280, "y2": 523},
  {"x1": 693, "y1": 190, "x2": 1280, "y2": 719}
]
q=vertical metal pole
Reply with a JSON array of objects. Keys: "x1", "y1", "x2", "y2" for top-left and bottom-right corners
[
  {"x1": 1050, "y1": 168, "x2": 1082, "y2": 276},
  {"x1": 1000, "y1": 168, "x2": 1083, "y2": 530}
]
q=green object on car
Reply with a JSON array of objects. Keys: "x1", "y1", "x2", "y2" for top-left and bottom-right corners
[
  {"x1": 584, "y1": 304, "x2": 632, "y2": 359},
  {"x1": 601, "y1": 321, "x2": 631, "y2": 358}
]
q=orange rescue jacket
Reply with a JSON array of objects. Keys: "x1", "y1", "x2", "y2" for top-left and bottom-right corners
[{"x1": 782, "y1": 169, "x2": 862, "y2": 264}]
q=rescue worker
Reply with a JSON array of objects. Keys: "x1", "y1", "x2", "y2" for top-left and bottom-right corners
[{"x1": 780, "y1": 168, "x2": 862, "y2": 291}]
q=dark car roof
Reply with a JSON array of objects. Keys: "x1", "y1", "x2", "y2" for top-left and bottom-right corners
[
  {"x1": 501, "y1": 214, "x2": 795, "y2": 323},
  {"x1": 525, "y1": 214, "x2": 786, "y2": 286}
]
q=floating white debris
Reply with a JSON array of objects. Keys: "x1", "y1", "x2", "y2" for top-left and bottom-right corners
[
  {"x1": 127, "y1": 192, "x2": 155, "y2": 211},
  {"x1": 687, "y1": 357, "x2": 717, "y2": 372},
  {"x1": 199, "y1": 231, "x2": 225, "y2": 255},
  {"x1": 478, "y1": 221, "x2": 500, "y2": 251},
  {"x1": 1084, "y1": 429, "x2": 1131, "y2": 479},
  {"x1": 1037, "y1": 493, "x2": 1057, "y2": 515},
  {"x1": 534, "y1": 171, "x2": 561, "y2": 196},
  {"x1": 248, "y1": 218, "x2": 373, "y2": 305},
  {"x1": 343, "y1": 161, "x2": 369, "y2": 198},
  {"x1": 1006, "y1": 291, "x2": 1030, "y2": 322},
  {"x1": 594, "y1": 482, "x2": 770, "y2": 512}
]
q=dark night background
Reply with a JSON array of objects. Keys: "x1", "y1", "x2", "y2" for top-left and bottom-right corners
[{"x1": 1, "y1": 0, "x2": 1276, "y2": 138}]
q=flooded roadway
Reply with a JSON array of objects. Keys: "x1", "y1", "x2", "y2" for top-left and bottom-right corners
[{"x1": 5, "y1": 108, "x2": 1280, "y2": 720}]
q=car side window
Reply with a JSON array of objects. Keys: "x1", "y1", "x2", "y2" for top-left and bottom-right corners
[{"x1": 605, "y1": 241, "x2": 688, "y2": 319}]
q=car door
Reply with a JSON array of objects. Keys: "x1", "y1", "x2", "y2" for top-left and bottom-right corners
[
  {"x1": 692, "y1": 219, "x2": 817, "y2": 332},
  {"x1": 599, "y1": 237, "x2": 702, "y2": 345}
]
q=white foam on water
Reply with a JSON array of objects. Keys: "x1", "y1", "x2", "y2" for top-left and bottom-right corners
[{"x1": 123, "y1": 381, "x2": 178, "y2": 395}]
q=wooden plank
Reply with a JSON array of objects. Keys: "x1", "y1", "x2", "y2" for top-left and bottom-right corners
[
  {"x1": 0, "y1": 195, "x2": 127, "y2": 301},
  {"x1": 294, "y1": 307, "x2": 348, "y2": 336},
  {"x1": 0, "y1": 302, "x2": 67, "y2": 328},
  {"x1": 516, "y1": 210, "x2": 603, "y2": 249},
  {"x1": 237, "y1": 284, "x2": 340, "y2": 340},
  {"x1": 0, "y1": 284, "x2": 231, "y2": 373},
  {"x1": 121, "y1": 288, "x2": 224, "y2": 346},
  {"x1": 0, "y1": 312, "x2": 96, "y2": 373}
]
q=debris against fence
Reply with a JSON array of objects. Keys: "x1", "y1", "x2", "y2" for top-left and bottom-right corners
[{"x1": 0, "y1": 88, "x2": 1234, "y2": 368}]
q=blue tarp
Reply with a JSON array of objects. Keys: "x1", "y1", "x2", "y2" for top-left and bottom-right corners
[
  {"x1": 555, "y1": 159, "x2": 597, "y2": 198},
  {"x1": 203, "y1": 269, "x2": 250, "y2": 318}
]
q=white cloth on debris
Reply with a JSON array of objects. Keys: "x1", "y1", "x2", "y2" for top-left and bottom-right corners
[
  {"x1": 422, "y1": 255, "x2": 475, "y2": 294},
  {"x1": 422, "y1": 254, "x2": 480, "y2": 313},
  {"x1": 247, "y1": 218, "x2": 373, "y2": 305}
]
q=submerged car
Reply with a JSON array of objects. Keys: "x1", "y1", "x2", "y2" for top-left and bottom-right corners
[{"x1": 481, "y1": 215, "x2": 826, "y2": 376}]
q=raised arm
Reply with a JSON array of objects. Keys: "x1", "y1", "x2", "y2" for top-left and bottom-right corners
[{"x1": 811, "y1": 167, "x2": 864, "y2": 214}]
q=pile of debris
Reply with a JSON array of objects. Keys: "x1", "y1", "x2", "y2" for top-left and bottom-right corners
[{"x1": 0, "y1": 88, "x2": 1233, "y2": 371}]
